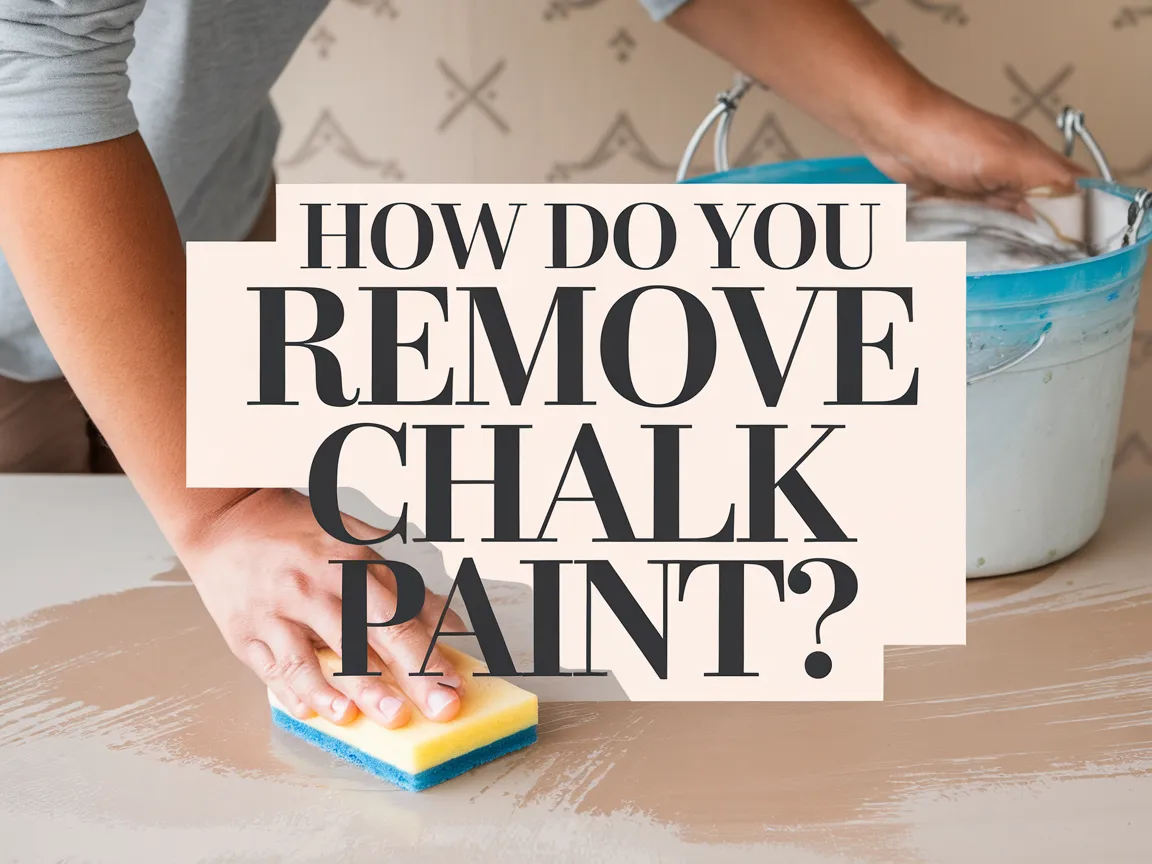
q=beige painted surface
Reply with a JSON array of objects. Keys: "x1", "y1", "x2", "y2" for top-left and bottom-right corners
[{"x1": 2, "y1": 271, "x2": 1152, "y2": 859}]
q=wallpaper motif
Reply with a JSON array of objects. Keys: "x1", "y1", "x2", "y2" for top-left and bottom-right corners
[
  {"x1": 278, "y1": 110, "x2": 405, "y2": 180},
  {"x1": 268, "y1": 0, "x2": 1152, "y2": 464},
  {"x1": 437, "y1": 59, "x2": 510, "y2": 134},
  {"x1": 1005, "y1": 65, "x2": 1075, "y2": 125},
  {"x1": 544, "y1": 0, "x2": 610, "y2": 21},
  {"x1": 272, "y1": 0, "x2": 1152, "y2": 185},
  {"x1": 1113, "y1": 6, "x2": 1152, "y2": 28}
]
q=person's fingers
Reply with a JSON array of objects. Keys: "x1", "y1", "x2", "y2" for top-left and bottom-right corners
[
  {"x1": 304, "y1": 597, "x2": 414, "y2": 729},
  {"x1": 363, "y1": 577, "x2": 465, "y2": 722},
  {"x1": 1028, "y1": 159, "x2": 1085, "y2": 195},
  {"x1": 322, "y1": 654, "x2": 412, "y2": 732},
  {"x1": 333, "y1": 511, "x2": 468, "y2": 634},
  {"x1": 326, "y1": 657, "x2": 413, "y2": 730},
  {"x1": 978, "y1": 190, "x2": 1029, "y2": 216},
  {"x1": 420, "y1": 588, "x2": 468, "y2": 633},
  {"x1": 261, "y1": 622, "x2": 354, "y2": 724},
  {"x1": 340, "y1": 509, "x2": 402, "y2": 545},
  {"x1": 903, "y1": 173, "x2": 945, "y2": 199},
  {"x1": 1014, "y1": 198, "x2": 1038, "y2": 220},
  {"x1": 1018, "y1": 139, "x2": 1087, "y2": 194},
  {"x1": 1054, "y1": 148, "x2": 1090, "y2": 176},
  {"x1": 353, "y1": 558, "x2": 467, "y2": 632},
  {"x1": 1062, "y1": 157, "x2": 1090, "y2": 179},
  {"x1": 241, "y1": 637, "x2": 314, "y2": 720}
]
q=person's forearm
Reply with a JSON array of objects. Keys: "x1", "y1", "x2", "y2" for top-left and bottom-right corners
[
  {"x1": 667, "y1": 0, "x2": 942, "y2": 152},
  {"x1": 0, "y1": 134, "x2": 253, "y2": 544}
]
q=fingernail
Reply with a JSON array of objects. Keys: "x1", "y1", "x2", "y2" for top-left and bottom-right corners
[
  {"x1": 331, "y1": 696, "x2": 349, "y2": 719},
  {"x1": 439, "y1": 670, "x2": 464, "y2": 692},
  {"x1": 426, "y1": 687, "x2": 457, "y2": 718},
  {"x1": 378, "y1": 696, "x2": 404, "y2": 721}
]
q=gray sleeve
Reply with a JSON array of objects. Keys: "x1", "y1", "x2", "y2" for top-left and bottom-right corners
[
  {"x1": 0, "y1": 0, "x2": 145, "y2": 153},
  {"x1": 637, "y1": 0, "x2": 693, "y2": 21}
]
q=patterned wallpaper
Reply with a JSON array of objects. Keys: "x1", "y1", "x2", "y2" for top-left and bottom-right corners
[
  {"x1": 268, "y1": 0, "x2": 1152, "y2": 479},
  {"x1": 269, "y1": 0, "x2": 1152, "y2": 186}
]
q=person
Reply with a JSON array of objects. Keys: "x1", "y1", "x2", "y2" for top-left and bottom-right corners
[{"x1": 0, "y1": 0, "x2": 1082, "y2": 729}]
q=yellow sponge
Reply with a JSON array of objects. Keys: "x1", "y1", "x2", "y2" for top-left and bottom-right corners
[{"x1": 268, "y1": 645, "x2": 538, "y2": 790}]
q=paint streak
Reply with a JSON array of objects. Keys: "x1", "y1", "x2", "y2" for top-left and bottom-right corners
[
  {"x1": 2, "y1": 473, "x2": 1152, "y2": 862},
  {"x1": 0, "y1": 576, "x2": 300, "y2": 781},
  {"x1": 506, "y1": 473, "x2": 1152, "y2": 858}
]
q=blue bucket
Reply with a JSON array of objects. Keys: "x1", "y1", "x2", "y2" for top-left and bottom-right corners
[{"x1": 685, "y1": 153, "x2": 1151, "y2": 578}]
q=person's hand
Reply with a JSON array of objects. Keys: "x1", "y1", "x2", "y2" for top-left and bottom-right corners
[
  {"x1": 175, "y1": 488, "x2": 468, "y2": 728},
  {"x1": 859, "y1": 85, "x2": 1088, "y2": 211},
  {"x1": 666, "y1": 0, "x2": 1085, "y2": 212}
]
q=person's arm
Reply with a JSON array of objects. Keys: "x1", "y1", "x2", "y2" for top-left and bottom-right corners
[
  {"x1": 655, "y1": 0, "x2": 1084, "y2": 205},
  {"x1": 0, "y1": 2, "x2": 464, "y2": 729},
  {"x1": 0, "y1": 136, "x2": 243, "y2": 535}
]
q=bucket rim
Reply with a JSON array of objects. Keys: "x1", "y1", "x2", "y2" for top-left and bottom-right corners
[{"x1": 682, "y1": 155, "x2": 1152, "y2": 288}]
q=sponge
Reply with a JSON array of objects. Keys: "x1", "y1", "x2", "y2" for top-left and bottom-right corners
[{"x1": 269, "y1": 645, "x2": 538, "y2": 791}]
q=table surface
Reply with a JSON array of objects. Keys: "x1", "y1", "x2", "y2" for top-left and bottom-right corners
[{"x1": 4, "y1": 321, "x2": 1152, "y2": 864}]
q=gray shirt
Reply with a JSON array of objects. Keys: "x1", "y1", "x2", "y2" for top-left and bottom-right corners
[{"x1": 0, "y1": 0, "x2": 689, "y2": 382}]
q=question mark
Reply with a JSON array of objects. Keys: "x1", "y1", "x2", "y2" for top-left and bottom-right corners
[{"x1": 787, "y1": 558, "x2": 858, "y2": 679}]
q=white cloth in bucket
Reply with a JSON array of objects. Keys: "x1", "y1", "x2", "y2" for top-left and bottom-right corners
[
  {"x1": 905, "y1": 185, "x2": 1140, "y2": 274},
  {"x1": 905, "y1": 197, "x2": 1087, "y2": 274}
]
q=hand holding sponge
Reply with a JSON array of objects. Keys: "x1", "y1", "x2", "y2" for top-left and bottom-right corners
[{"x1": 269, "y1": 644, "x2": 539, "y2": 791}]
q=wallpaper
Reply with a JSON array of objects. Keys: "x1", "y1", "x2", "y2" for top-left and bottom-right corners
[
  {"x1": 270, "y1": 0, "x2": 1152, "y2": 186},
  {"x1": 269, "y1": 0, "x2": 1152, "y2": 480}
]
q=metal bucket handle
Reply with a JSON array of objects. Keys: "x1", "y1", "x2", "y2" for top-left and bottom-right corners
[
  {"x1": 675, "y1": 73, "x2": 756, "y2": 183},
  {"x1": 679, "y1": 80, "x2": 1120, "y2": 193},
  {"x1": 1057, "y1": 108, "x2": 1112, "y2": 182},
  {"x1": 1054, "y1": 109, "x2": 1151, "y2": 248}
]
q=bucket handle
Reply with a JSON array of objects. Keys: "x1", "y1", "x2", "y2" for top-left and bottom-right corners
[
  {"x1": 678, "y1": 83, "x2": 1116, "y2": 189},
  {"x1": 1053, "y1": 109, "x2": 1152, "y2": 248},
  {"x1": 1077, "y1": 180, "x2": 1152, "y2": 249},
  {"x1": 966, "y1": 325, "x2": 1050, "y2": 385},
  {"x1": 1057, "y1": 108, "x2": 1112, "y2": 182},
  {"x1": 675, "y1": 73, "x2": 756, "y2": 182}
]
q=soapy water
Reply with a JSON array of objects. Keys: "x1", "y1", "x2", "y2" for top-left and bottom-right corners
[{"x1": 906, "y1": 197, "x2": 1134, "y2": 577}]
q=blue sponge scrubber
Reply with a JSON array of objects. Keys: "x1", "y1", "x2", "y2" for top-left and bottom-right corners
[{"x1": 268, "y1": 645, "x2": 539, "y2": 791}]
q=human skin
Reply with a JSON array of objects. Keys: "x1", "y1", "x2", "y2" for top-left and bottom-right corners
[
  {"x1": 0, "y1": 137, "x2": 468, "y2": 730},
  {"x1": 669, "y1": 0, "x2": 1085, "y2": 209},
  {"x1": 0, "y1": 0, "x2": 1082, "y2": 729}
]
